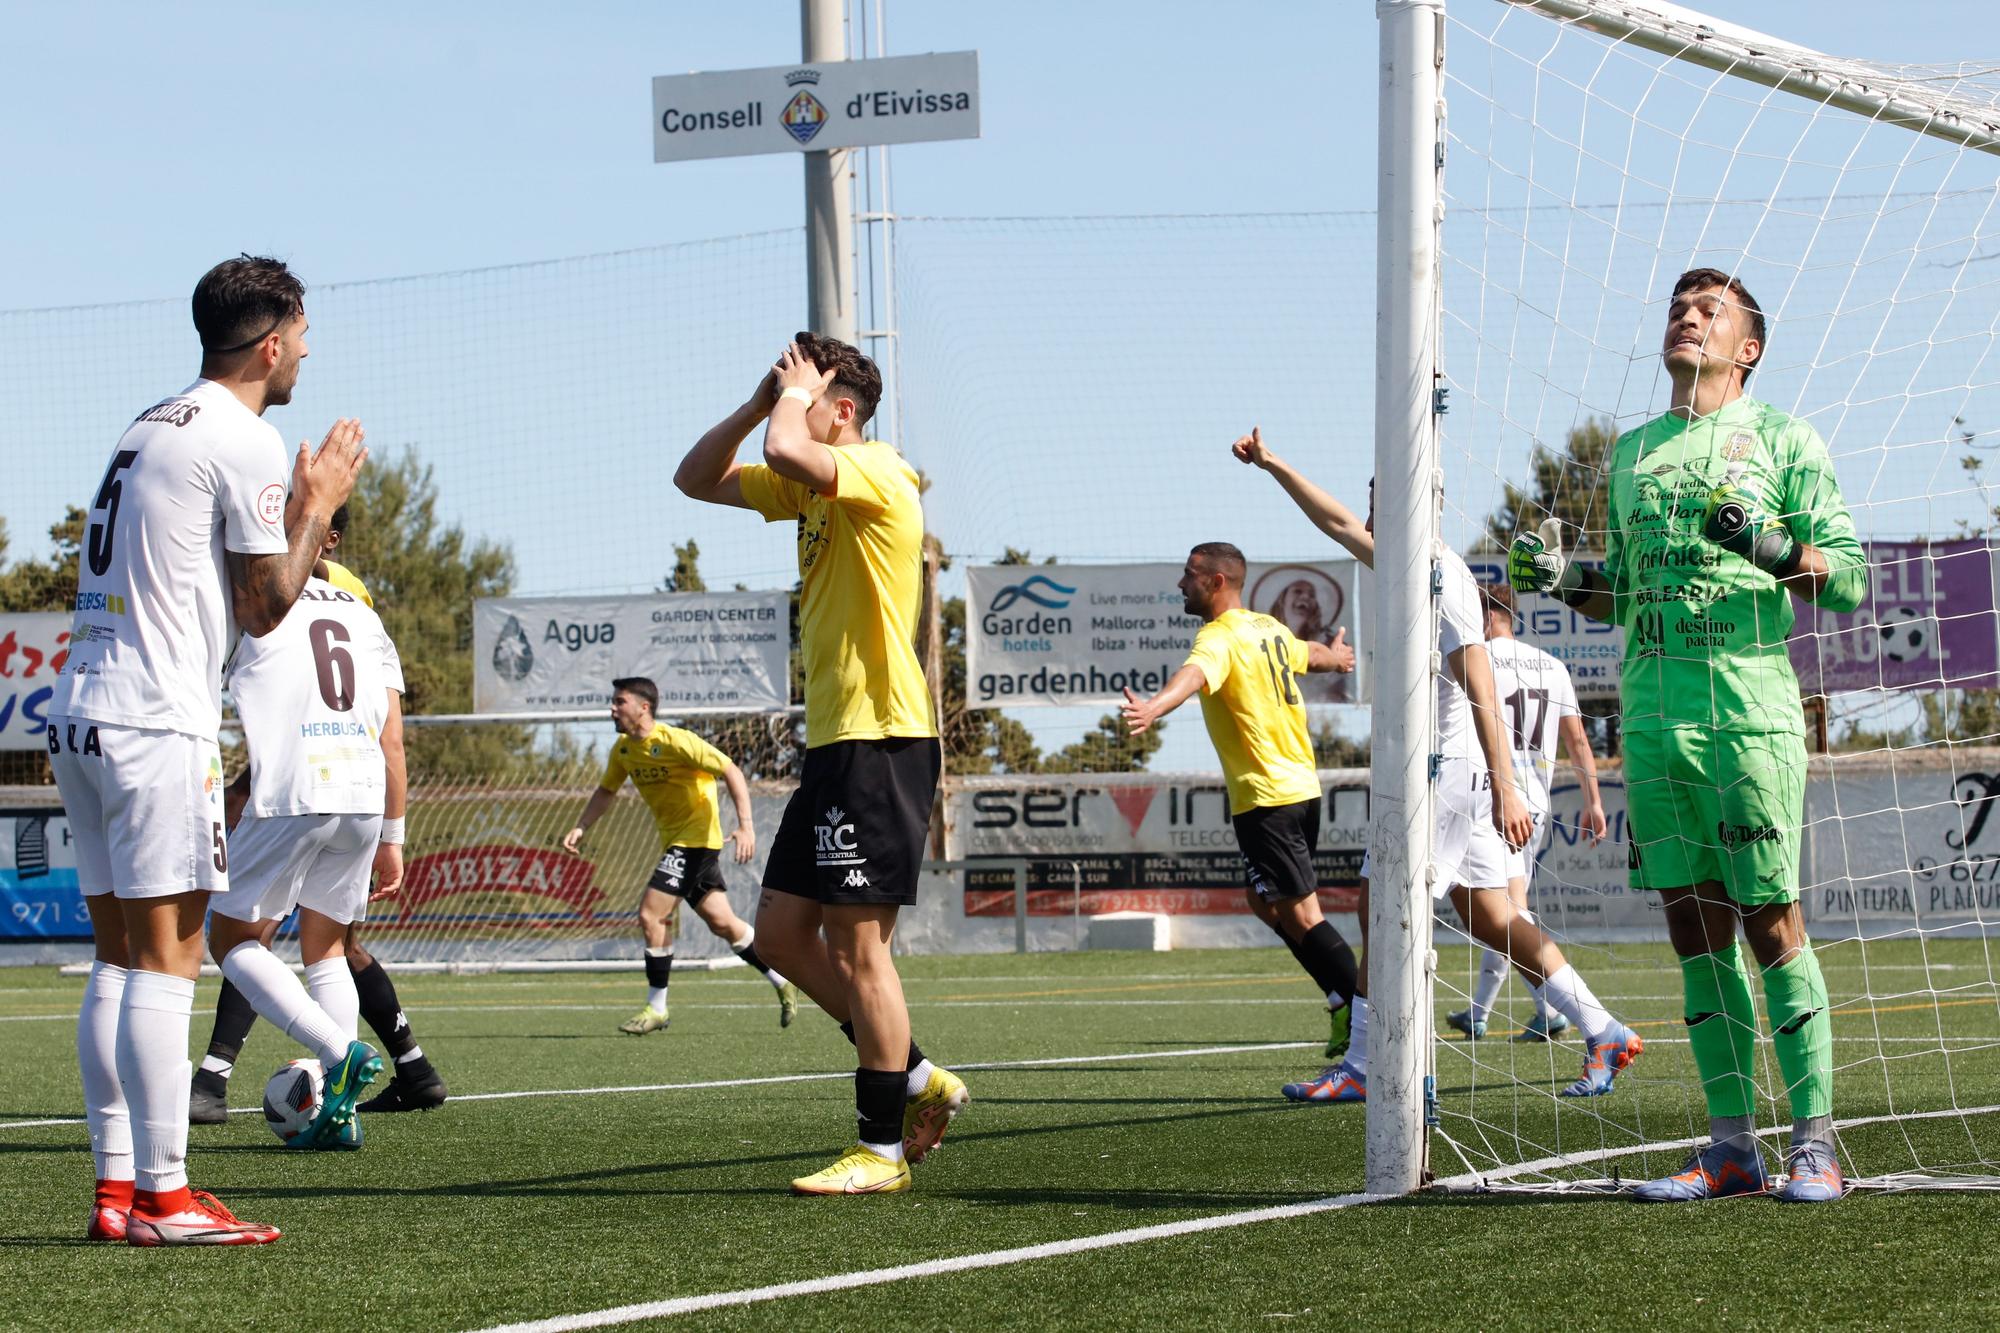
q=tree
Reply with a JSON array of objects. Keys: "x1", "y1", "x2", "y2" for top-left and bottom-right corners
[
  {"x1": 1477, "y1": 417, "x2": 1617, "y2": 554},
  {"x1": 0, "y1": 506, "x2": 85, "y2": 613},
  {"x1": 660, "y1": 540, "x2": 705, "y2": 594}
]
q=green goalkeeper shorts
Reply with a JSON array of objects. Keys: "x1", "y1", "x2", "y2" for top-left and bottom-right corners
[{"x1": 1623, "y1": 727, "x2": 1805, "y2": 907}]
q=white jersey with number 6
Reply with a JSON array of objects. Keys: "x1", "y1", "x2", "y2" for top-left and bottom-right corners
[
  {"x1": 1486, "y1": 635, "x2": 1580, "y2": 818},
  {"x1": 229, "y1": 577, "x2": 404, "y2": 817},
  {"x1": 51, "y1": 379, "x2": 292, "y2": 738}
]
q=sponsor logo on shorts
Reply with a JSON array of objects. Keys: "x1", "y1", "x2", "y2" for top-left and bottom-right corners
[
  {"x1": 815, "y1": 806, "x2": 864, "y2": 867},
  {"x1": 1716, "y1": 820, "x2": 1780, "y2": 851},
  {"x1": 843, "y1": 868, "x2": 871, "y2": 889},
  {"x1": 656, "y1": 847, "x2": 686, "y2": 887}
]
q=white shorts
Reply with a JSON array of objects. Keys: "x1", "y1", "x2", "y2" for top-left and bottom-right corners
[
  {"x1": 47, "y1": 716, "x2": 227, "y2": 900},
  {"x1": 1360, "y1": 754, "x2": 1511, "y2": 899},
  {"x1": 210, "y1": 812, "x2": 382, "y2": 927},
  {"x1": 1502, "y1": 806, "x2": 1553, "y2": 883}
]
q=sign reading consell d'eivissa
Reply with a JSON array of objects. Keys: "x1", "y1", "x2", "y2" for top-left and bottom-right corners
[{"x1": 965, "y1": 561, "x2": 1365, "y2": 708}]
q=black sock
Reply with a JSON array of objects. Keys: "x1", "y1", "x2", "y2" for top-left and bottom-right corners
[
  {"x1": 1297, "y1": 920, "x2": 1360, "y2": 1008},
  {"x1": 643, "y1": 950, "x2": 674, "y2": 993},
  {"x1": 732, "y1": 939, "x2": 775, "y2": 978},
  {"x1": 204, "y1": 978, "x2": 261, "y2": 1069},
  {"x1": 855, "y1": 1068, "x2": 906, "y2": 1148},
  {"x1": 349, "y1": 958, "x2": 419, "y2": 1062},
  {"x1": 1269, "y1": 920, "x2": 1318, "y2": 986},
  {"x1": 838, "y1": 1021, "x2": 926, "y2": 1075}
]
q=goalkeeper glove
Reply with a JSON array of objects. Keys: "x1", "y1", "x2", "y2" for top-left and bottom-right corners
[
  {"x1": 1701, "y1": 463, "x2": 1800, "y2": 576},
  {"x1": 1508, "y1": 518, "x2": 1586, "y2": 603}
]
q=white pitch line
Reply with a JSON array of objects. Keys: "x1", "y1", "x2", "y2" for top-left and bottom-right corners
[{"x1": 466, "y1": 1100, "x2": 2000, "y2": 1333}]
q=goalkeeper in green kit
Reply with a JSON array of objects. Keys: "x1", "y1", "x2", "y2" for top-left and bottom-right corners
[{"x1": 1510, "y1": 268, "x2": 1865, "y2": 1203}]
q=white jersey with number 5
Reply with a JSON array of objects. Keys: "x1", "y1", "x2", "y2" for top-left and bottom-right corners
[
  {"x1": 51, "y1": 379, "x2": 291, "y2": 738},
  {"x1": 1486, "y1": 635, "x2": 1579, "y2": 816},
  {"x1": 229, "y1": 577, "x2": 404, "y2": 817}
]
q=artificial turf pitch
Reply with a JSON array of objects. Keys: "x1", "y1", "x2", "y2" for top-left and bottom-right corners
[{"x1": 1, "y1": 941, "x2": 1996, "y2": 1330}]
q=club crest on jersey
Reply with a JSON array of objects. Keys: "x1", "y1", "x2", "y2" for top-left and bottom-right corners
[
  {"x1": 1724, "y1": 430, "x2": 1755, "y2": 461},
  {"x1": 815, "y1": 806, "x2": 862, "y2": 865}
]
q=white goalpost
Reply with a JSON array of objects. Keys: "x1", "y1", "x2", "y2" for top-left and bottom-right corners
[{"x1": 1376, "y1": 0, "x2": 2000, "y2": 1195}]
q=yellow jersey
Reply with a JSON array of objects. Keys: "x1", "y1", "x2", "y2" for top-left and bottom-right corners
[
  {"x1": 740, "y1": 441, "x2": 937, "y2": 747},
  {"x1": 322, "y1": 559, "x2": 372, "y2": 607},
  {"x1": 598, "y1": 723, "x2": 730, "y2": 849},
  {"x1": 1186, "y1": 608, "x2": 1321, "y2": 816}
]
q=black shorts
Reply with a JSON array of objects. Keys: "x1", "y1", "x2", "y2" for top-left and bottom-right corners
[
  {"x1": 1234, "y1": 798, "x2": 1321, "y2": 904},
  {"x1": 763, "y1": 736, "x2": 941, "y2": 907},
  {"x1": 647, "y1": 845, "x2": 725, "y2": 904}
]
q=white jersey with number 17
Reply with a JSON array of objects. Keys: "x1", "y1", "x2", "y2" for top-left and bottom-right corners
[
  {"x1": 229, "y1": 577, "x2": 405, "y2": 817},
  {"x1": 51, "y1": 379, "x2": 292, "y2": 738},
  {"x1": 1486, "y1": 635, "x2": 1580, "y2": 816}
]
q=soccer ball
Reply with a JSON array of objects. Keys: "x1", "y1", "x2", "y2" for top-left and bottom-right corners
[
  {"x1": 263, "y1": 1059, "x2": 324, "y2": 1143},
  {"x1": 1880, "y1": 606, "x2": 1929, "y2": 663}
]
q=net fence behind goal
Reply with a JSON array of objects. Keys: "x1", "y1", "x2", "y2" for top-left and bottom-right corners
[{"x1": 1420, "y1": 0, "x2": 2000, "y2": 1192}]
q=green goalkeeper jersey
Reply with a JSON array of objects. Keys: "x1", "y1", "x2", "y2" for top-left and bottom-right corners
[{"x1": 1606, "y1": 396, "x2": 1865, "y2": 734}]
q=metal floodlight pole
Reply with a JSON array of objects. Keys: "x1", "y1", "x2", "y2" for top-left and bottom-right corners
[
  {"x1": 1368, "y1": 0, "x2": 1444, "y2": 1198},
  {"x1": 803, "y1": 0, "x2": 858, "y2": 343}
]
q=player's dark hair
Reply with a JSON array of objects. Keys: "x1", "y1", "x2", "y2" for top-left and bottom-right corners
[
  {"x1": 794, "y1": 331, "x2": 883, "y2": 426},
  {"x1": 1479, "y1": 582, "x2": 1516, "y2": 618},
  {"x1": 611, "y1": 677, "x2": 658, "y2": 712},
  {"x1": 193, "y1": 255, "x2": 305, "y2": 356},
  {"x1": 1672, "y1": 267, "x2": 1765, "y2": 381},
  {"x1": 330, "y1": 504, "x2": 350, "y2": 537},
  {"x1": 1189, "y1": 541, "x2": 1247, "y2": 586}
]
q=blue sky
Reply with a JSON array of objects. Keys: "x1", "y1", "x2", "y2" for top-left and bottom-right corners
[{"x1": 5, "y1": 1, "x2": 1996, "y2": 767}]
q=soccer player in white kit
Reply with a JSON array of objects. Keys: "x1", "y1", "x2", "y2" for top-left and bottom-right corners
[
  {"x1": 1447, "y1": 583, "x2": 1608, "y2": 1041},
  {"x1": 47, "y1": 256, "x2": 364, "y2": 1246},
  {"x1": 205, "y1": 570, "x2": 407, "y2": 1149},
  {"x1": 1228, "y1": 430, "x2": 1642, "y2": 1104}
]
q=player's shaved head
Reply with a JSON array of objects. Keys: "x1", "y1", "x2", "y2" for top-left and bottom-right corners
[{"x1": 1189, "y1": 542, "x2": 1246, "y2": 587}]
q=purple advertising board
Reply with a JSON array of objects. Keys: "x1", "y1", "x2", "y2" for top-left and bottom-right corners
[{"x1": 1790, "y1": 540, "x2": 2000, "y2": 694}]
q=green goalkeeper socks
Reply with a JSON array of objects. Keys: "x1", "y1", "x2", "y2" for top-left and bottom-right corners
[
  {"x1": 1680, "y1": 942, "x2": 1758, "y2": 1119},
  {"x1": 1762, "y1": 945, "x2": 1834, "y2": 1121}
]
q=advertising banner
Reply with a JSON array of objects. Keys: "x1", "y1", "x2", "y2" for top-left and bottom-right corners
[
  {"x1": 473, "y1": 592, "x2": 789, "y2": 715},
  {"x1": 0, "y1": 613, "x2": 71, "y2": 750},
  {"x1": 966, "y1": 561, "x2": 1365, "y2": 708},
  {"x1": 1463, "y1": 555, "x2": 1623, "y2": 701},
  {"x1": 1790, "y1": 540, "x2": 2000, "y2": 694},
  {"x1": 653, "y1": 52, "x2": 979, "y2": 163},
  {"x1": 0, "y1": 808, "x2": 84, "y2": 939},
  {"x1": 1807, "y1": 762, "x2": 2000, "y2": 926}
]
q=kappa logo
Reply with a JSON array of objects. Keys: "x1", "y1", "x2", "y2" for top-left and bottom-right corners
[
  {"x1": 815, "y1": 806, "x2": 864, "y2": 866},
  {"x1": 843, "y1": 868, "x2": 871, "y2": 889}
]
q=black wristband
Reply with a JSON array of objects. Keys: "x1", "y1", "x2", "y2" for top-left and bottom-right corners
[
  {"x1": 1769, "y1": 539, "x2": 1805, "y2": 580},
  {"x1": 1558, "y1": 571, "x2": 1596, "y2": 609}
]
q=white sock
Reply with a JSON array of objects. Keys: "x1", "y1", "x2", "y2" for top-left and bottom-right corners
[
  {"x1": 198, "y1": 1054, "x2": 233, "y2": 1077},
  {"x1": 1346, "y1": 995, "x2": 1370, "y2": 1077},
  {"x1": 1539, "y1": 964, "x2": 1617, "y2": 1044},
  {"x1": 1531, "y1": 983, "x2": 1553, "y2": 1022},
  {"x1": 1325, "y1": 989, "x2": 1347, "y2": 1012},
  {"x1": 645, "y1": 946, "x2": 671, "y2": 1013},
  {"x1": 906, "y1": 1058, "x2": 935, "y2": 1098},
  {"x1": 78, "y1": 961, "x2": 132, "y2": 1182},
  {"x1": 1470, "y1": 949, "x2": 1508, "y2": 1024},
  {"x1": 305, "y1": 957, "x2": 360, "y2": 1046},
  {"x1": 862, "y1": 1138, "x2": 907, "y2": 1163},
  {"x1": 116, "y1": 970, "x2": 195, "y2": 1195},
  {"x1": 396, "y1": 1046, "x2": 426, "y2": 1065},
  {"x1": 221, "y1": 941, "x2": 347, "y2": 1067}
]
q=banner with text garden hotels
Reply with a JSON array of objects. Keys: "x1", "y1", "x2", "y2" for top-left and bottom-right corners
[
  {"x1": 965, "y1": 562, "x2": 1365, "y2": 708},
  {"x1": 652, "y1": 52, "x2": 979, "y2": 163},
  {"x1": 473, "y1": 592, "x2": 789, "y2": 715},
  {"x1": 0, "y1": 613, "x2": 71, "y2": 749}
]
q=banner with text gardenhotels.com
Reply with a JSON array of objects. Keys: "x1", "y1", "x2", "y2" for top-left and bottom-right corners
[{"x1": 965, "y1": 562, "x2": 1365, "y2": 708}]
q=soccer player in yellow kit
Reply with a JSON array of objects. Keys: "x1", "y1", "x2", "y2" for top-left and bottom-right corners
[
  {"x1": 675, "y1": 333, "x2": 965, "y2": 1195},
  {"x1": 563, "y1": 677, "x2": 796, "y2": 1033},
  {"x1": 1121, "y1": 543, "x2": 1363, "y2": 1068}
]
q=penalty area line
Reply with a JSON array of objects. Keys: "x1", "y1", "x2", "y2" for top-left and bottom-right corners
[{"x1": 465, "y1": 1099, "x2": 2000, "y2": 1332}]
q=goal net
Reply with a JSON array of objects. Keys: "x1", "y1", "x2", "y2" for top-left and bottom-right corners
[{"x1": 1402, "y1": 0, "x2": 2000, "y2": 1193}]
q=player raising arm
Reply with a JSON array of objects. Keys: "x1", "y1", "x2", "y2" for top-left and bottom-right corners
[
  {"x1": 1510, "y1": 268, "x2": 1866, "y2": 1202},
  {"x1": 561, "y1": 677, "x2": 796, "y2": 1035},
  {"x1": 1122, "y1": 544, "x2": 1361, "y2": 1059},
  {"x1": 48, "y1": 256, "x2": 363, "y2": 1245},
  {"x1": 1233, "y1": 430, "x2": 1643, "y2": 1104}
]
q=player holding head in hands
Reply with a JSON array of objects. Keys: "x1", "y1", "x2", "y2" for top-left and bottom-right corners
[
  {"x1": 204, "y1": 555, "x2": 407, "y2": 1150},
  {"x1": 675, "y1": 334, "x2": 964, "y2": 1195},
  {"x1": 1510, "y1": 268, "x2": 1865, "y2": 1202},
  {"x1": 48, "y1": 255, "x2": 365, "y2": 1245},
  {"x1": 1447, "y1": 584, "x2": 1606, "y2": 1042},
  {"x1": 1121, "y1": 544, "x2": 1363, "y2": 1057},
  {"x1": 1232, "y1": 429, "x2": 1641, "y2": 1105},
  {"x1": 561, "y1": 676, "x2": 797, "y2": 1034}
]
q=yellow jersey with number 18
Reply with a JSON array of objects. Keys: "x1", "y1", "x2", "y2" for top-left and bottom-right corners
[
  {"x1": 1186, "y1": 608, "x2": 1321, "y2": 816},
  {"x1": 739, "y1": 441, "x2": 937, "y2": 747}
]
